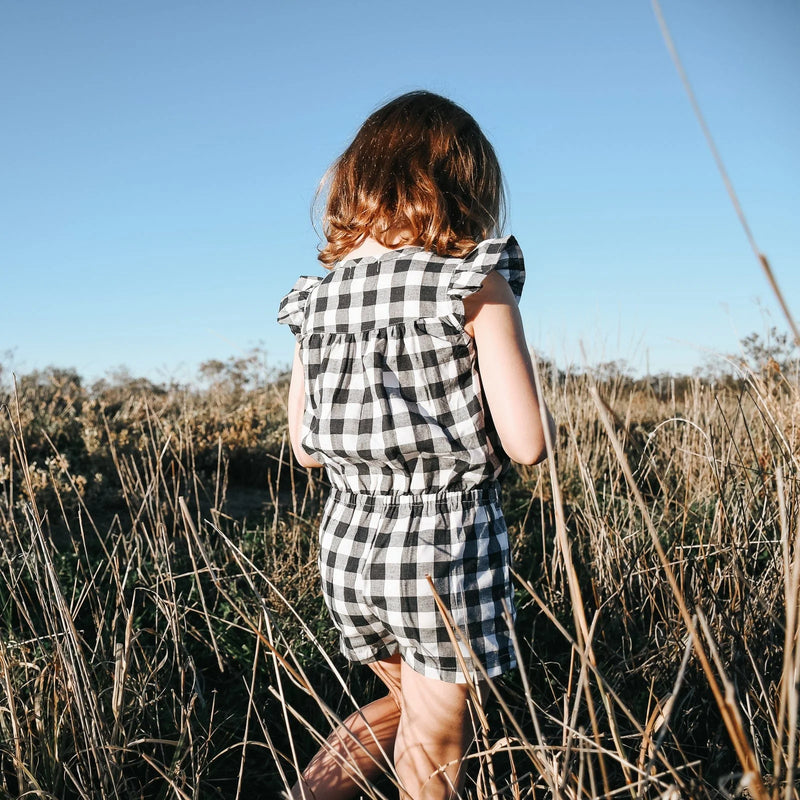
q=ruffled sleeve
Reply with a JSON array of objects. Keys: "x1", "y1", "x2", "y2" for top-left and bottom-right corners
[
  {"x1": 277, "y1": 275, "x2": 322, "y2": 337},
  {"x1": 447, "y1": 236, "x2": 525, "y2": 312}
]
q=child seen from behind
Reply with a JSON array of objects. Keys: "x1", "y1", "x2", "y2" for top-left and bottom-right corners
[{"x1": 277, "y1": 90, "x2": 555, "y2": 800}]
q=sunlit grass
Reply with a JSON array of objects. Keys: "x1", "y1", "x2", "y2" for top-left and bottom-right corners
[{"x1": 0, "y1": 352, "x2": 797, "y2": 798}]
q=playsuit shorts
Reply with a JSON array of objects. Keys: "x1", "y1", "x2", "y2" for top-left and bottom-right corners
[{"x1": 317, "y1": 480, "x2": 517, "y2": 683}]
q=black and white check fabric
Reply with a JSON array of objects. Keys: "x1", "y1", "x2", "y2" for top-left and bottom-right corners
[
  {"x1": 277, "y1": 236, "x2": 524, "y2": 496},
  {"x1": 318, "y1": 483, "x2": 515, "y2": 681},
  {"x1": 277, "y1": 236, "x2": 525, "y2": 682}
]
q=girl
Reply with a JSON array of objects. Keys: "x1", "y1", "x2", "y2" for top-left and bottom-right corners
[{"x1": 277, "y1": 90, "x2": 554, "y2": 800}]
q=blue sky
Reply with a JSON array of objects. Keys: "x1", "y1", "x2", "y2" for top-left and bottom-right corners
[{"x1": 2, "y1": 0, "x2": 798, "y2": 382}]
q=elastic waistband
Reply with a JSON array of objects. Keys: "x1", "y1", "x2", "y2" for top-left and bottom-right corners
[{"x1": 327, "y1": 481, "x2": 501, "y2": 512}]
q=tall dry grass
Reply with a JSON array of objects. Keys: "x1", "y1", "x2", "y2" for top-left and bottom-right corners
[{"x1": 0, "y1": 355, "x2": 797, "y2": 798}]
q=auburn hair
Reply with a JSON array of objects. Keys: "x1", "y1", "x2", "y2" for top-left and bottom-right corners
[{"x1": 316, "y1": 91, "x2": 506, "y2": 267}]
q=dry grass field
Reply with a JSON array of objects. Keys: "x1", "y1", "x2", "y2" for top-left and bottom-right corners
[{"x1": 0, "y1": 345, "x2": 797, "y2": 799}]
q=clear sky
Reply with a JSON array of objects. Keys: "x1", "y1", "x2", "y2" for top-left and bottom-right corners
[{"x1": 2, "y1": 0, "x2": 798, "y2": 382}]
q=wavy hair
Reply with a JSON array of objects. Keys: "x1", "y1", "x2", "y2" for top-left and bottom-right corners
[{"x1": 316, "y1": 91, "x2": 506, "y2": 267}]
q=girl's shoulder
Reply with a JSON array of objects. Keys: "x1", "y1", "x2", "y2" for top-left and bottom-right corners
[
  {"x1": 276, "y1": 275, "x2": 323, "y2": 336},
  {"x1": 275, "y1": 235, "x2": 524, "y2": 337},
  {"x1": 448, "y1": 235, "x2": 525, "y2": 305},
  {"x1": 324, "y1": 235, "x2": 524, "y2": 303}
]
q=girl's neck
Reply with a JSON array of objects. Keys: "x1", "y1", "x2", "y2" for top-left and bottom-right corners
[
  {"x1": 341, "y1": 230, "x2": 415, "y2": 263},
  {"x1": 341, "y1": 237, "x2": 392, "y2": 262}
]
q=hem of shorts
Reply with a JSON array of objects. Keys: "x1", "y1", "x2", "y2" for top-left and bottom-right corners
[
  {"x1": 402, "y1": 654, "x2": 517, "y2": 684},
  {"x1": 341, "y1": 643, "x2": 516, "y2": 684},
  {"x1": 341, "y1": 642, "x2": 400, "y2": 666}
]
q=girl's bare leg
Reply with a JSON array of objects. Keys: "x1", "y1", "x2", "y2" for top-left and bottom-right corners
[
  {"x1": 393, "y1": 660, "x2": 476, "y2": 800},
  {"x1": 289, "y1": 654, "x2": 403, "y2": 800}
]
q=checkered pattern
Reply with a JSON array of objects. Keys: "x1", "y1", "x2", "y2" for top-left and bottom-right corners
[
  {"x1": 277, "y1": 236, "x2": 525, "y2": 495},
  {"x1": 318, "y1": 483, "x2": 516, "y2": 683},
  {"x1": 277, "y1": 236, "x2": 525, "y2": 681}
]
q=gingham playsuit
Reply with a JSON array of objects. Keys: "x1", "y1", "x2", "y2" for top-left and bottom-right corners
[{"x1": 277, "y1": 236, "x2": 525, "y2": 683}]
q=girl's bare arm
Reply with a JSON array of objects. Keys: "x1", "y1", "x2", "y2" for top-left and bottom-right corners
[
  {"x1": 464, "y1": 271, "x2": 556, "y2": 465},
  {"x1": 288, "y1": 341, "x2": 324, "y2": 468}
]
